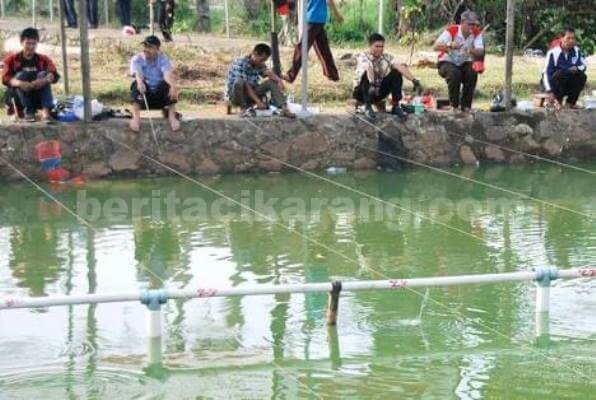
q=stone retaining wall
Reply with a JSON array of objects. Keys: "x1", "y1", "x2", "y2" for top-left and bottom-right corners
[{"x1": 0, "y1": 110, "x2": 594, "y2": 181}]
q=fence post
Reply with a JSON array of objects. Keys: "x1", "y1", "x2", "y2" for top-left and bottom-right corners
[
  {"x1": 535, "y1": 268, "x2": 557, "y2": 342},
  {"x1": 78, "y1": 0, "x2": 92, "y2": 122},
  {"x1": 32, "y1": 0, "x2": 37, "y2": 27},
  {"x1": 224, "y1": 0, "x2": 230, "y2": 38},
  {"x1": 377, "y1": 0, "x2": 383, "y2": 35},
  {"x1": 104, "y1": 0, "x2": 109, "y2": 26},
  {"x1": 504, "y1": 0, "x2": 516, "y2": 109},
  {"x1": 149, "y1": 0, "x2": 154, "y2": 35},
  {"x1": 58, "y1": 0, "x2": 70, "y2": 94}
]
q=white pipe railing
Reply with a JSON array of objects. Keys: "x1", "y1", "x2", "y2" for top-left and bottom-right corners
[
  {"x1": 1, "y1": 268, "x2": 593, "y2": 311},
  {"x1": 2, "y1": 267, "x2": 594, "y2": 363}
]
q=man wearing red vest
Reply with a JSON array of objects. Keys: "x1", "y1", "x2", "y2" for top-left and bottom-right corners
[
  {"x1": 2, "y1": 28, "x2": 60, "y2": 122},
  {"x1": 433, "y1": 10, "x2": 484, "y2": 112}
]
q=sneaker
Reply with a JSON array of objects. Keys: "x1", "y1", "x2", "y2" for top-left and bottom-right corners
[
  {"x1": 364, "y1": 105, "x2": 376, "y2": 121},
  {"x1": 24, "y1": 113, "x2": 36, "y2": 122},
  {"x1": 391, "y1": 105, "x2": 408, "y2": 121}
]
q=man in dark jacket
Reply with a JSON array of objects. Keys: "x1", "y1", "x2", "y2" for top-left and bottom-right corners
[
  {"x1": 542, "y1": 28, "x2": 588, "y2": 109},
  {"x1": 2, "y1": 28, "x2": 60, "y2": 122}
]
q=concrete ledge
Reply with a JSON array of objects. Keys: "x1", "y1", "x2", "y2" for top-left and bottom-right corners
[{"x1": 0, "y1": 110, "x2": 594, "y2": 181}]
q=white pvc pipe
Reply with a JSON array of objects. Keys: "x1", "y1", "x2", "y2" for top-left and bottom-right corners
[
  {"x1": 2, "y1": 268, "x2": 593, "y2": 310},
  {"x1": 535, "y1": 311, "x2": 549, "y2": 339},
  {"x1": 148, "y1": 336, "x2": 162, "y2": 365},
  {"x1": 147, "y1": 309, "x2": 162, "y2": 338},
  {"x1": 535, "y1": 284, "x2": 550, "y2": 313},
  {"x1": 299, "y1": 0, "x2": 308, "y2": 113}
]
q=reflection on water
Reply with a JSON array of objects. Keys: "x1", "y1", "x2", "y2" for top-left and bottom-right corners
[{"x1": 0, "y1": 165, "x2": 595, "y2": 398}]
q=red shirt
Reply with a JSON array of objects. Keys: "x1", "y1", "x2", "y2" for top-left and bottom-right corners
[{"x1": 2, "y1": 52, "x2": 60, "y2": 87}]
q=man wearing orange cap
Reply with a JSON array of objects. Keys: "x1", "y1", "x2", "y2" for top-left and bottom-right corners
[{"x1": 433, "y1": 10, "x2": 485, "y2": 112}]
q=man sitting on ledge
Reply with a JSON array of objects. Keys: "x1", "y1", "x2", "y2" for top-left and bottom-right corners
[
  {"x1": 353, "y1": 33, "x2": 421, "y2": 121},
  {"x1": 433, "y1": 11, "x2": 485, "y2": 112},
  {"x1": 542, "y1": 28, "x2": 588, "y2": 110},
  {"x1": 129, "y1": 35, "x2": 180, "y2": 132},
  {"x1": 2, "y1": 27, "x2": 60, "y2": 122},
  {"x1": 225, "y1": 43, "x2": 295, "y2": 118}
]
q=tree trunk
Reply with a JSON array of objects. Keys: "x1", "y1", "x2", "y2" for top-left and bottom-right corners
[{"x1": 195, "y1": 0, "x2": 211, "y2": 32}]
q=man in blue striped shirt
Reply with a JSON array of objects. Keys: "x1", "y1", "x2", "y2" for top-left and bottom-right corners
[{"x1": 542, "y1": 28, "x2": 588, "y2": 110}]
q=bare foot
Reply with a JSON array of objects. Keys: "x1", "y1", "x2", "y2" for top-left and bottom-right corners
[
  {"x1": 169, "y1": 116, "x2": 181, "y2": 132},
  {"x1": 129, "y1": 118, "x2": 141, "y2": 132}
]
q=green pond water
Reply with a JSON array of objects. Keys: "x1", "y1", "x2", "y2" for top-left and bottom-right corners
[{"x1": 0, "y1": 165, "x2": 595, "y2": 399}]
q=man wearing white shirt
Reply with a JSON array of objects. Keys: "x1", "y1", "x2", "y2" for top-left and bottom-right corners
[{"x1": 433, "y1": 10, "x2": 484, "y2": 112}]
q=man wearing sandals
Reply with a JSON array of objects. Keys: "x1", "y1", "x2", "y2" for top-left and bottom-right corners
[
  {"x1": 353, "y1": 33, "x2": 422, "y2": 121},
  {"x1": 542, "y1": 28, "x2": 588, "y2": 110},
  {"x1": 129, "y1": 35, "x2": 180, "y2": 132},
  {"x1": 225, "y1": 43, "x2": 295, "y2": 118},
  {"x1": 2, "y1": 28, "x2": 60, "y2": 123}
]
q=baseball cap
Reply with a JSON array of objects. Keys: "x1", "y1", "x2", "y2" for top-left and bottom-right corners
[{"x1": 142, "y1": 35, "x2": 161, "y2": 48}]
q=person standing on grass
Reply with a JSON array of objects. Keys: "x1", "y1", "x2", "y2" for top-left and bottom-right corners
[
  {"x1": 118, "y1": 0, "x2": 132, "y2": 27},
  {"x1": 226, "y1": 43, "x2": 296, "y2": 118},
  {"x1": 353, "y1": 33, "x2": 422, "y2": 121},
  {"x1": 158, "y1": 0, "x2": 176, "y2": 42},
  {"x1": 129, "y1": 35, "x2": 181, "y2": 132},
  {"x1": 433, "y1": 10, "x2": 484, "y2": 112},
  {"x1": 2, "y1": 28, "x2": 60, "y2": 122},
  {"x1": 283, "y1": 0, "x2": 343, "y2": 83},
  {"x1": 61, "y1": 0, "x2": 99, "y2": 29},
  {"x1": 542, "y1": 28, "x2": 588, "y2": 110}
]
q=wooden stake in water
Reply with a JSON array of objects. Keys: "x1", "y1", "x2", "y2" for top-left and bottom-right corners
[{"x1": 326, "y1": 281, "x2": 342, "y2": 325}]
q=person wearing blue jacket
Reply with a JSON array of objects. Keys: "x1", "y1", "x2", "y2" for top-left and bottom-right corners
[{"x1": 542, "y1": 28, "x2": 588, "y2": 109}]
